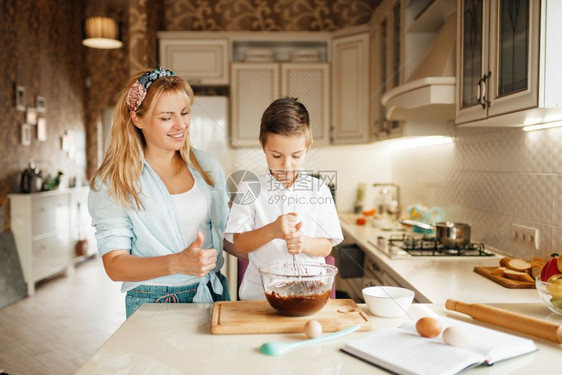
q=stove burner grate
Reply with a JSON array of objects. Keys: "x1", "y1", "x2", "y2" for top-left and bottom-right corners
[{"x1": 388, "y1": 234, "x2": 494, "y2": 257}]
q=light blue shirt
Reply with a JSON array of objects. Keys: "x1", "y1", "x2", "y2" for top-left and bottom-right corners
[{"x1": 88, "y1": 149, "x2": 229, "y2": 303}]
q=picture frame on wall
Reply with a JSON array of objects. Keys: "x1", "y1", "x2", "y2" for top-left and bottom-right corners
[
  {"x1": 37, "y1": 118, "x2": 47, "y2": 141},
  {"x1": 36, "y1": 96, "x2": 46, "y2": 113},
  {"x1": 26, "y1": 108, "x2": 37, "y2": 125},
  {"x1": 15, "y1": 85, "x2": 25, "y2": 111},
  {"x1": 22, "y1": 124, "x2": 31, "y2": 146}
]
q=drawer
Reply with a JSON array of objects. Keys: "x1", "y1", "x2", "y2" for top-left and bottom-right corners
[
  {"x1": 32, "y1": 235, "x2": 69, "y2": 281},
  {"x1": 31, "y1": 195, "x2": 69, "y2": 237}
]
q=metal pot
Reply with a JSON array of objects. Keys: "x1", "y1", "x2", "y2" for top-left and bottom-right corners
[
  {"x1": 20, "y1": 164, "x2": 43, "y2": 193},
  {"x1": 433, "y1": 222, "x2": 471, "y2": 248},
  {"x1": 399, "y1": 220, "x2": 471, "y2": 248}
]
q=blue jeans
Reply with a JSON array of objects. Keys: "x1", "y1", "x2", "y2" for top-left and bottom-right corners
[{"x1": 125, "y1": 272, "x2": 230, "y2": 318}]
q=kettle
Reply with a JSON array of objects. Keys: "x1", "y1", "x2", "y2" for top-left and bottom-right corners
[{"x1": 20, "y1": 162, "x2": 43, "y2": 193}]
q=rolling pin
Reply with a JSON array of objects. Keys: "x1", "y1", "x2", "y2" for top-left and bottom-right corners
[{"x1": 445, "y1": 299, "x2": 562, "y2": 344}]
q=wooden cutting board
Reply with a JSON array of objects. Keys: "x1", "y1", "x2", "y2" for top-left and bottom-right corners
[
  {"x1": 474, "y1": 266, "x2": 535, "y2": 289},
  {"x1": 211, "y1": 299, "x2": 371, "y2": 334}
]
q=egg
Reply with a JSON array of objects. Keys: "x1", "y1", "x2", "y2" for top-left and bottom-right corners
[
  {"x1": 415, "y1": 317, "x2": 442, "y2": 338},
  {"x1": 304, "y1": 320, "x2": 323, "y2": 338},
  {"x1": 442, "y1": 326, "x2": 473, "y2": 348}
]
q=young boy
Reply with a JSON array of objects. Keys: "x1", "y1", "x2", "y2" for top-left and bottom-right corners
[{"x1": 224, "y1": 97, "x2": 343, "y2": 300}]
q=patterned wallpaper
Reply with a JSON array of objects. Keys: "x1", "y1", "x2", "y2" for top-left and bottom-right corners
[
  {"x1": 0, "y1": 0, "x2": 87, "y2": 210},
  {"x1": 164, "y1": 0, "x2": 380, "y2": 31},
  {"x1": 84, "y1": 2, "x2": 130, "y2": 178}
]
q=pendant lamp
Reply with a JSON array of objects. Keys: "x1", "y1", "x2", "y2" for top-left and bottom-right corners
[{"x1": 82, "y1": 16, "x2": 123, "y2": 49}]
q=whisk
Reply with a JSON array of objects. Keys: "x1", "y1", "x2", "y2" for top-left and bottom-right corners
[
  {"x1": 282, "y1": 189, "x2": 308, "y2": 275},
  {"x1": 291, "y1": 253, "x2": 308, "y2": 275}
]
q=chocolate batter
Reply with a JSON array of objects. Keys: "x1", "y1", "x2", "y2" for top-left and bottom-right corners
[{"x1": 265, "y1": 288, "x2": 331, "y2": 316}]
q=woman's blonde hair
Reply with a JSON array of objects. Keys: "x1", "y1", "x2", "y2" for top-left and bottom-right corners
[{"x1": 90, "y1": 68, "x2": 214, "y2": 209}]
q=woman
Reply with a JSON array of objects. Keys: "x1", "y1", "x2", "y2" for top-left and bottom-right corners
[{"x1": 89, "y1": 67, "x2": 237, "y2": 317}]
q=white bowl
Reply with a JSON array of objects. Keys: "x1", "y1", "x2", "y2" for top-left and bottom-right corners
[{"x1": 362, "y1": 286, "x2": 415, "y2": 317}]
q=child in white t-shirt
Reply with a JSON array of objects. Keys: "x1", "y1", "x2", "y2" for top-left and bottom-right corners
[{"x1": 224, "y1": 97, "x2": 343, "y2": 300}]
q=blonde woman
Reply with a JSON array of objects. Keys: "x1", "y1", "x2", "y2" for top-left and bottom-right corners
[{"x1": 89, "y1": 68, "x2": 238, "y2": 318}]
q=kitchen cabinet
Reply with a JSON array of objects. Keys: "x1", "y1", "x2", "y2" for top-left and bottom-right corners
[
  {"x1": 230, "y1": 62, "x2": 329, "y2": 147},
  {"x1": 338, "y1": 213, "x2": 541, "y2": 304},
  {"x1": 369, "y1": 26, "x2": 381, "y2": 140},
  {"x1": 380, "y1": 0, "x2": 457, "y2": 123},
  {"x1": 331, "y1": 32, "x2": 371, "y2": 144},
  {"x1": 369, "y1": 0, "x2": 404, "y2": 140},
  {"x1": 456, "y1": 0, "x2": 562, "y2": 126},
  {"x1": 8, "y1": 187, "x2": 96, "y2": 295},
  {"x1": 158, "y1": 38, "x2": 229, "y2": 85},
  {"x1": 335, "y1": 242, "x2": 407, "y2": 303}
]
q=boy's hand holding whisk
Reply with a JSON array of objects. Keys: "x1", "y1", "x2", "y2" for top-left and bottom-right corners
[{"x1": 273, "y1": 213, "x2": 305, "y2": 254}]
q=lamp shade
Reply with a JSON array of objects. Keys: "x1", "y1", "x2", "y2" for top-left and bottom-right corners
[{"x1": 82, "y1": 16, "x2": 123, "y2": 49}]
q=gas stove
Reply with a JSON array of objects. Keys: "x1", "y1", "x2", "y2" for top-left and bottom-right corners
[{"x1": 370, "y1": 233, "x2": 497, "y2": 258}]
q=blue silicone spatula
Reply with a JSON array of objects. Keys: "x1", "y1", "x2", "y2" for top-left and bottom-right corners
[{"x1": 259, "y1": 324, "x2": 361, "y2": 356}]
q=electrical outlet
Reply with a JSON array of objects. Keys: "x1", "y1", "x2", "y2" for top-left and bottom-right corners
[{"x1": 511, "y1": 224, "x2": 540, "y2": 250}]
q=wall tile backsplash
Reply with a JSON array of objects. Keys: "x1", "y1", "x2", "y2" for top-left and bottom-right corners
[{"x1": 390, "y1": 126, "x2": 562, "y2": 259}]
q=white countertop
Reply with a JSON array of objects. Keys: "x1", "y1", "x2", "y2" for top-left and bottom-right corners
[
  {"x1": 77, "y1": 302, "x2": 562, "y2": 374},
  {"x1": 339, "y1": 214, "x2": 541, "y2": 305}
]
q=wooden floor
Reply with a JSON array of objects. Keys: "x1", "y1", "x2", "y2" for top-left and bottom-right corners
[{"x1": 0, "y1": 257, "x2": 125, "y2": 375}]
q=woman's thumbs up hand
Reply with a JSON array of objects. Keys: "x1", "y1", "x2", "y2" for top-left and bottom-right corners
[{"x1": 172, "y1": 231, "x2": 217, "y2": 277}]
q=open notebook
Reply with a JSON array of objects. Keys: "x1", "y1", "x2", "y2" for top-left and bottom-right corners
[{"x1": 341, "y1": 316, "x2": 537, "y2": 375}]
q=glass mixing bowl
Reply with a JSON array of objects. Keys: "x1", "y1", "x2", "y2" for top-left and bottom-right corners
[
  {"x1": 259, "y1": 262, "x2": 338, "y2": 316},
  {"x1": 536, "y1": 276, "x2": 562, "y2": 316}
]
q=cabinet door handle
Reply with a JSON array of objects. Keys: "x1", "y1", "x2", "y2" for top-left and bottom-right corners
[
  {"x1": 476, "y1": 79, "x2": 482, "y2": 104},
  {"x1": 476, "y1": 72, "x2": 492, "y2": 109},
  {"x1": 482, "y1": 71, "x2": 492, "y2": 108}
]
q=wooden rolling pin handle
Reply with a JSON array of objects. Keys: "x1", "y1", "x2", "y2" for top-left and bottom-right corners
[{"x1": 446, "y1": 299, "x2": 562, "y2": 344}]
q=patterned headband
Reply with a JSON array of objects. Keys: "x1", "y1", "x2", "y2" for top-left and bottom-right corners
[{"x1": 126, "y1": 67, "x2": 176, "y2": 112}]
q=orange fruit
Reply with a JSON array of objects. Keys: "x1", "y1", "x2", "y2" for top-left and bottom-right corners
[{"x1": 362, "y1": 209, "x2": 376, "y2": 217}]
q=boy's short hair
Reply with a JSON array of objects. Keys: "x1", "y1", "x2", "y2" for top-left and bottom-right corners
[{"x1": 259, "y1": 97, "x2": 312, "y2": 147}]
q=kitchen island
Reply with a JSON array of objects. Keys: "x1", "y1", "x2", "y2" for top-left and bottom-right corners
[
  {"x1": 338, "y1": 214, "x2": 541, "y2": 304},
  {"x1": 77, "y1": 302, "x2": 561, "y2": 374}
]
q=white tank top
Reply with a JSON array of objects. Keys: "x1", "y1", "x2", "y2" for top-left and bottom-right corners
[{"x1": 170, "y1": 180, "x2": 213, "y2": 250}]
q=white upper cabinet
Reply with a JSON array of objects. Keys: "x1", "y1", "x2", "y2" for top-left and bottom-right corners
[
  {"x1": 159, "y1": 37, "x2": 229, "y2": 85},
  {"x1": 369, "y1": 24, "x2": 381, "y2": 140},
  {"x1": 379, "y1": 0, "x2": 404, "y2": 138},
  {"x1": 281, "y1": 63, "x2": 330, "y2": 146},
  {"x1": 230, "y1": 63, "x2": 280, "y2": 147},
  {"x1": 331, "y1": 32, "x2": 370, "y2": 144},
  {"x1": 230, "y1": 62, "x2": 330, "y2": 147},
  {"x1": 456, "y1": 0, "x2": 562, "y2": 126}
]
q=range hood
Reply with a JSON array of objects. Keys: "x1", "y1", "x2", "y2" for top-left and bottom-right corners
[{"x1": 382, "y1": 11, "x2": 456, "y2": 121}]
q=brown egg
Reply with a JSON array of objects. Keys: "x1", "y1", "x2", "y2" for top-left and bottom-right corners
[{"x1": 415, "y1": 317, "x2": 442, "y2": 338}]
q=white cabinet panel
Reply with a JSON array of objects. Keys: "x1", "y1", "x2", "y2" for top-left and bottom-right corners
[
  {"x1": 231, "y1": 63, "x2": 280, "y2": 147},
  {"x1": 9, "y1": 188, "x2": 92, "y2": 295},
  {"x1": 32, "y1": 235, "x2": 68, "y2": 281},
  {"x1": 231, "y1": 62, "x2": 330, "y2": 147},
  {"x1": 281, "y1": 63, "x2": 330, "y2": 145},
  {"x1": 456, "y1": 0, "x2": 562, "y2": 126},
  {"x1": 159, "y1": 39, "x2": 229, "y2": 85},
  {"x1": 331, "y1": 32, "x2": 370, "y2": 144}
]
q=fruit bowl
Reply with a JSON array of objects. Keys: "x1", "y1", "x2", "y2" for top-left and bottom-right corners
[
  {"x1": 259, "y1": 262, "x2": 337, "y2": 316},
  {"x1": 535, "y1": 276, "x2": 562, "y2": 316}
]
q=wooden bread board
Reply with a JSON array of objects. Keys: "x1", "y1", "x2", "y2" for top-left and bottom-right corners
[
  {"x1": 211, "y1": 299, "x2": 371, "y2": 334},
  {"x1": 474, "y1": 266, "x2": 535, "y2": 289}
]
